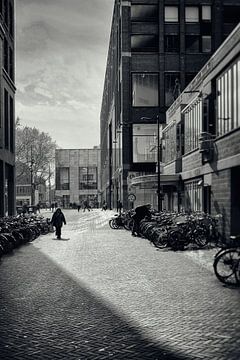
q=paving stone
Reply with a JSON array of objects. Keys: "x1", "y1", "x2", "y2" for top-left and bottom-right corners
[{"x1": 0, "y1": 209, "x2": 239, "y2": 359}]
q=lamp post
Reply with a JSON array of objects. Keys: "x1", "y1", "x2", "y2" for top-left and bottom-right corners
[
  {"x1": 141, "y1": 115, "x2": 162, "y2": 212},
  {"x1": 30, "y1": 145, "x2": 35, "y2": 206},
  {"x1": 156, "y1": 115, "x2": 162, "y2": 212}
]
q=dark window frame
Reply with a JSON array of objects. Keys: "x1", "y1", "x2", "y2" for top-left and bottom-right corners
[
  {"x1": 131, "y1": 34, "x2": 159, "y2": 53},
  {"x1": 131, "y1": 72, "x2": 159, "y2": 108},
  {"x1": 164, "y1": 34, "x2": 180, "y2": 53},
  {"x1": 131, "y1": 4, "x2": 158, "y2": 22}
]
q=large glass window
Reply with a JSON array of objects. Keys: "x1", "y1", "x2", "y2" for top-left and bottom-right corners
[
  {"x1": 165, "y1": 72, "x2": 180, "y2": 107},
  {"x1": 202, "y1": 6, "x2": 211, "y2": 21},
  {"x1": 56, "y1": 167, "x2": 70, "y2": 190},
  {"x1": 183, "y1": 99, "x2": 202, "y2": 153},
  {"x1": 184, "y1": 180, "x2": 203, "y2": 212},
  {"x1": 186, "y1": 35, "x2": 199, "y2": 53},
  {"x1": 4, "y1": 89, "x2": 9, "y2": 149},
  {"x1": 164, "y1": 35, "x2": 179, "y2": 53},
  {"x1": 163, "y1": 123, "x2": 177, "y2": 163},
  {"x1": 132, "y1": 124, "x2": 158, "y2": 163},
  {"x1": 132, "y1": 73, "x2": 159, "y2": 107},
  {"x1": 164, "y1": 6, "x2": 178, "y2": 22},
  {"x1": 131, "y1": 35, "x2": 158, "y2": 52},
  {"x1": 79, "y1": 167, "x2": 97, "y2": 190},
  {"x1": 217, "y1": 57, "x2": 240, "y2": 136},
  {"x1": 131, "y1": 5, "x2": 158, "y2": 22},
  {"x1": 202, "y1": 36, "x2": 211, "y2": 53},
  {"x1": 185, "y1": 7, "x2": 199, "y2": 22}
]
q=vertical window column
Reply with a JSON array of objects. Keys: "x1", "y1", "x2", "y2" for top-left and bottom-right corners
[{"x1": 4, "y1": 89, "x2": 9, "y2": 149}]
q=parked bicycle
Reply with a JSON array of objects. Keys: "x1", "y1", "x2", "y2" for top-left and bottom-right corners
[{"x1": 213, "y1": 235, "x2": 240, "y2": 286}]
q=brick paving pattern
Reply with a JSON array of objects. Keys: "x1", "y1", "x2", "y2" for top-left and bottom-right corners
[{"x1": 0, "y1": 209, "x2": 239, "y2": 359}]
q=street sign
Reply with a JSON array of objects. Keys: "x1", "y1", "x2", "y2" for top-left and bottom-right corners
[{"x1": 128, "y1": 193, "x2": 136, "y2": 202}]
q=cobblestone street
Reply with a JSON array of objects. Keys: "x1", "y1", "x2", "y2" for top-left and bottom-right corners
[{"x1": 0, "y1": 209, "x2": 239, "y2": 360}]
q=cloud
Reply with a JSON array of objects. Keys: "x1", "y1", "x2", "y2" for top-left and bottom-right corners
[{"x1": 16, "y1": 0, "x2": 114, "y2": 148}]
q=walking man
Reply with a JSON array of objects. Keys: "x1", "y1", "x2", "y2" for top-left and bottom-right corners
[{"x1": 51, "y1": 208, "x2": 66, "y2": 239}]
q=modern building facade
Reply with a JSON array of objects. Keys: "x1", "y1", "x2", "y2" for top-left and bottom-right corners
[
  {"x1": 55, "y1": 148, "x2": 101, "y2": 208},
  {"x1": 0, "y1": 0, "x2": 16, "y2": 216},
  {"x1": 100, "y1": 0, "x2": 240, "y2": 210},
  {"x1": 150, "y1": 23, "x2": 240, "y2": 239}
]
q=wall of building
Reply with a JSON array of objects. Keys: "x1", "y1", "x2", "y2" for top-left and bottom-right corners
[
  {"x1": 0, "y1": 0, "x2": 16, "y2": 216},
  {"x1": 55, "y1": 149, "x2": 101, "y2": 207},
  {"x1": 100, "y1": 0, "x2": 240, "y2": 210}
]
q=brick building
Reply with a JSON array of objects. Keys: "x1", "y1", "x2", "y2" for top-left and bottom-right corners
[
  {"x1": 100, "y1": 0, "x2": 240, "y2": 210},
  {"x1": 154, "y1": 24, "x2": 240, "y2": 239},
  {"x1": 55, "y1": 148, "x2": 101, "y2": 208},
  {"x1": 0, "y1": 0, "x2": 15, "y2": 216}
]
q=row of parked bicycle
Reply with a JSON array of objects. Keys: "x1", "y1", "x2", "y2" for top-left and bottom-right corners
[
  {"x1": 0, "y1": 215, "x2": 52, "y2": 257},
  {"x1": 109, "y1": 210, "x2": 222, "y2": 250},
  {"x1": 109, "y1": 210, "x2": 240, "y2": 286}
]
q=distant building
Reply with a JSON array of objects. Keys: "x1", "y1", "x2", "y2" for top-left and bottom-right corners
[
  {"x1": 16, "y1": 162, "x2": 47, "y2": 206},
  {"x1": 55, "y1": 148, "x2": 101, "y2": 208},
  {"x1": 100, "y1": 0, "x2": 240, "y2": 210},
  {"x1": 0, "y1": 0, "x2": 16, "y2": 216}
]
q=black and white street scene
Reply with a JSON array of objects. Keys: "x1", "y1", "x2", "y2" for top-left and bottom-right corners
[{"x1": 0, "y1": 1, "x2": 240, "y2": 359}]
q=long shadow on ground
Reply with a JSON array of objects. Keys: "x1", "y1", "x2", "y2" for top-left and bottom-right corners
[{"x1": 0, "y1": 245, "x2": 193, "y2": 360}]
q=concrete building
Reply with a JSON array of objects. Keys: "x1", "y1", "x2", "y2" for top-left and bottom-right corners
[
  {"x1": 55, "y1": 148, "x2": 101, "y2": 208},
  {"x1": 150, "y1": 23, "x2": 240, "y2": 239},
  {"x1": 100, "y1": 0, "x2": 240, "y2": 210},
  {"x1": 0, "y1": 0, "x2": 16, "y2": 216}
]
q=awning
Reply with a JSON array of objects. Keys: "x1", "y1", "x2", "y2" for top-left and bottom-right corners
[{"x1": 130, "y1": 174, "x2": 180, "y2": 189}]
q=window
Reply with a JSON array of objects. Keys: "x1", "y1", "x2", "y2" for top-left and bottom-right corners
[
  {"x1": 9, "y1": 2, "x2": 14, "y2": 36},
  {"x1": 131, "y1": 35, "x2": 158, "y2": 52},
  {"x1": 202, "y1": 6, "x2": 211, "y2": 21},
  {"x1": 4, "y1": 89, "x2": 9, "y2": 149},
  {"x1": 10, "y1": 96, "x2": 13, "y2": 152},
  {"x1": 132, "y1": 73, "x2": 159, "y2": 107},
  {"x1": 4, "y1": 38, "x2": 8, "y2": 71},
  {"x1": 185, "y1": 7, "x2": 199, "y2": 22},
  {"x1": 9, "y1": 47, "x2": 13, "y2": 79},
  {"x1": 3, "y1": 0, "x2": 8, "y2": 25},
  {"x1": 164, "y1": 35, "x2": 179, "y2": 53},
  {"x1": 132, "y1": 124, "x2": 158, "y2": 163},
  {"x1": 184, "y1": 180, "x2": 203, "y2": 212},
  {"x1": 131, "y1": 5, "x2": 158, "y2": 22},
  {"x1": 202, "y1": 36, "x2": 211, "y2": 53},
  {"x1": 79, "y1": 167, "x2": 97, "y2": 190},
  {"x1": 165, "y1": 73, "x2": 180, "y2": 107},
  {"x1": 217, "y1": 57, "x2": 240, "y2": 136},
  {"x1": 164, "y1": 6, "x2": 178, "y2": 22},
  {"x1": 163, "y1": 123, "x2": 177, "y2": 163},
  {"x1": 183, "y1": 98, "x2": 202, "y2": 153},
  {"x1": 186, "y1": 35, "x2": 199, "y2": 53},
  {"x1": 55, "y1": 167, "x2": 70, "y2": 190}
]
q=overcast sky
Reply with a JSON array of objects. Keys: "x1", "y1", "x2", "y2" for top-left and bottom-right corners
[{"x1": 16, "y1": 0, "x2": 114, "y2": 149}]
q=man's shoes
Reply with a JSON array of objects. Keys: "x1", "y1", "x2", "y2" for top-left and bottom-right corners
[{"x1": 57, "y1": 236, "x2": 61, "y2": 239}]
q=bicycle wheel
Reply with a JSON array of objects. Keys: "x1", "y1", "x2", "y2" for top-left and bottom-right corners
[
  {"x1": 109, "y1": 219, "x2": 119, "y2": 229},
  {"x1": 213, "y1": 249, "x2": 240, "y2": 286},
  {"x1": 153, "y1": 231, "x2": 168, "y2": 249}
]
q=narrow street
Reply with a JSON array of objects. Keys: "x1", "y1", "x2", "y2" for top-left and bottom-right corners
[{"x1": 0, "y1": 210, "x2": 239, "y2": 360}]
